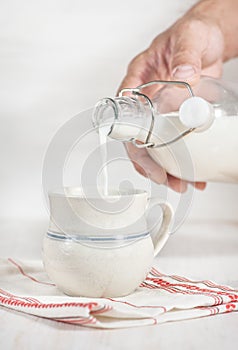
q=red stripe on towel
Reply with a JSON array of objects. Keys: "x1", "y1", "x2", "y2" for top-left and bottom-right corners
[{"x1": 8, "y1": 258, "x2": 55, "y2": 286}]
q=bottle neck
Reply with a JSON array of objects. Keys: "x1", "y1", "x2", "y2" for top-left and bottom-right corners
[{"x1": 93, "y1": 96, "x2": 152, "y2": 142}]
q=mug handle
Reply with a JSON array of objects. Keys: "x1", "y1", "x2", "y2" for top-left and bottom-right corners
[{"x1": 147, "y1": 198, "x2": 174, "y2": 257}]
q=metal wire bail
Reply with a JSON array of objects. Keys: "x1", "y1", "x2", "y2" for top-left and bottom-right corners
[{"x1": 118, "y1": 80, "x2": 195, "y2": 149}]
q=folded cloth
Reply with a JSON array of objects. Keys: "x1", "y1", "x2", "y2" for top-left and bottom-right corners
[{"x1": 0, "y1": 258, "x2": 237, "y2": 328}]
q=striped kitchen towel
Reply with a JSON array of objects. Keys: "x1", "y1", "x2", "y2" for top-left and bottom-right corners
[{"x1": 0, "y1": 258, "x2": 237, "y2": 328}]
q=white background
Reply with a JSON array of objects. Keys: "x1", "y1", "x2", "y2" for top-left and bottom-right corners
[{"x1": 1, "y1": 0, "x2": 238, "y2": 230}]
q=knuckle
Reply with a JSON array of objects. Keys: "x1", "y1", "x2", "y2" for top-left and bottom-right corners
[
  {"x1": 176, "y1": 17, "x2": 207, "y2": 34},
  {"x1": 128, "y1": 51, "x2": 148, "y2": 71}
]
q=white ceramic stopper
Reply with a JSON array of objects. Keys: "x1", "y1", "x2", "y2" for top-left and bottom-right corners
[{"x1": 179, "y1": 96, "x2": 214, "y2": 132}]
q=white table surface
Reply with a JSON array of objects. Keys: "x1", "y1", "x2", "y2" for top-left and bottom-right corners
[{"x1": 0, "y1": 218, "x2": 237, "y2": 350}]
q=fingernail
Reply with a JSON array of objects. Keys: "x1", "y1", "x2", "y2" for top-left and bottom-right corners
[
  {"x1": 195, "y1": 182, "x2": 207, "y2": 191},
  {"x1": 188, "y1": 181, "x2": 207, "y2": 190},
  {"x1": 173, "y1": 65, "x2": 196, "y2": 79}
]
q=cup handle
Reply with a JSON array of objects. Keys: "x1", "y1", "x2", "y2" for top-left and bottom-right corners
[{"x1": 147, "y1": 198, "x2": 174, "y2": 257}]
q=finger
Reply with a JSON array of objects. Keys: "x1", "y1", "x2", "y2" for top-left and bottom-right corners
[
  {"x1": 170, "y1": 33, "x2": 203, "y2": 84},
  {"x1": 201, "y1": 59, "x2": 223, "y2": 78},
  {"x1": 171, "y1": 20, "x2": 224, "y2": 85},
  {"x1": 117, "y1": 74, "x2": 143, "y2": 96},
  {"x1": 126, "y1": 142, "x2": 193, "y2": 193},
  {"x1": 170, "y1": 20, "x2": 210, "y2": 84},
  {"x1": 117, "y1": 52, "x2": 151, "y2": 94},
  {"x1": 125, "y1": 142, "x2": 167, "y2": 184},
  {"x1": 126, "y1": 142, "x2": 192, "y2": 192},
  {"x1": 166, "y1": 174, "x2": 188, "y2": 193},
  {"x1": 193, "y1": 182, "x2": 207, "y2": 190}
]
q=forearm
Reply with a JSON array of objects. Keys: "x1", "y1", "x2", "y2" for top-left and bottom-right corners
[{"x1": 185, "y1": 0, "x2": 238, "y2": 61}]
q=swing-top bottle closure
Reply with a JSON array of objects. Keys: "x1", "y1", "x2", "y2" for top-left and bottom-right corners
[{"x1": 93, "y1": 80, "x2": 215, "y2": 149}]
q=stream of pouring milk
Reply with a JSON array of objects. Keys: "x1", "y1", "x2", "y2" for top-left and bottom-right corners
[
  {"x1": 98, "y1": 122, "x2": 141, "y2": 196},
  {"x1": 99, "y1": 126, "x2": 109, "y2": 196}
]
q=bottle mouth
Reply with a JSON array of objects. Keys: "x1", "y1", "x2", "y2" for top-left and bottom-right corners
[{"x1": 92, "y1": 97, "x2": 119, "y2": 136}]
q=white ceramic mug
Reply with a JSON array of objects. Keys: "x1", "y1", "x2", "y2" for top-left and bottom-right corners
[{"x1": 42, "y1": 187, "x2": 173, "y2": 297}]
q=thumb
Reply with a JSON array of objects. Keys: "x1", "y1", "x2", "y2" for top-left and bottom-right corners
[{"x1": 170, "y1": 35, "x2": 203, "y2": 84}]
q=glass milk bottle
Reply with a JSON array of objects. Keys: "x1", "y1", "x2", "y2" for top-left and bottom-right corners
[{"x1": 92, "y1": 77, "x2": 238, "y2": 183}]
